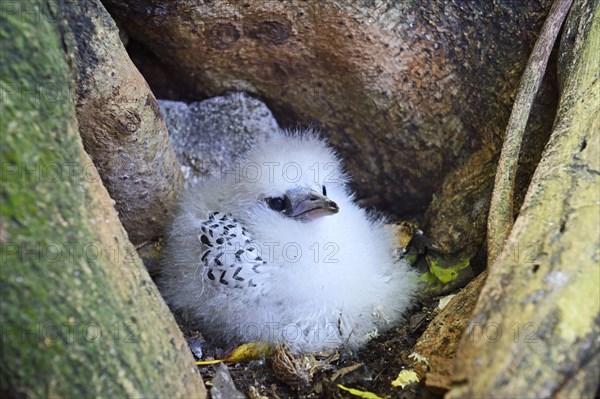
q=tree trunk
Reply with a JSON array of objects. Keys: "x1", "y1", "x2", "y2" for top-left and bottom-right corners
[
  {"x1": 63, "y1": 0, "x2": 184, "y2": 245},
  {"x1": 411, "y1": 272, "x2": 488, "y2": 393},
  {"x1": 0, "y1": 1, "x2": 205, "y2": 396},
  {"x1": 102, "y1": 0, "x2": 557, "y2": 261},
  {"x1": 448, "y1": 0, "x2": 600, "y2": 397}
]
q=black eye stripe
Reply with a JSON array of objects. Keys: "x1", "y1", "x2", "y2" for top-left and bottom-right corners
[
  {"x1": 267, "y1": 196, "x2": 287, "y2": 212},
  {"x1": 322, "y1": 185, "x2": 327, "y2": 196}
]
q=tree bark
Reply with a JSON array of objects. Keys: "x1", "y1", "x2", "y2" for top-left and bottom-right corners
[
  {"x1": 411, "y1": 272, "x2": 487, "y2": 393},
  {"x1": 447, "y1": 0, "x2": 600, "y2": 396},
  {"x1": 487, "y1": 0, "x2": 574, "y2": 265},
  {"x1": 63, "y1": 0, "x2": 184, "y2": 245},
  {"x1": 0, "y1": 2, "x2": 205, "y2": 396},
  {"x1": 102, "y1": 0, "x2": 557, "y2": 260}
]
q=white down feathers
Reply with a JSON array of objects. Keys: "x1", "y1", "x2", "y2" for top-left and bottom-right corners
[{"x1": 159, "y1": 130, "x2": 417, "y2": 352}]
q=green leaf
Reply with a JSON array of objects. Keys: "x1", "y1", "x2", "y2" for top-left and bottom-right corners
[
  {"x1": 337, "y1": 384, "x2": 384, "y2": 399},
  {"x1": 426, "y1": 256, "x2": 471, "y2": 284}
]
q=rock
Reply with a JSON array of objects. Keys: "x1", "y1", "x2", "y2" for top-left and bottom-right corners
[
  {"x1": 159, "y1": 93, "x2": 280, "y2": 185},
  {"x1": 210, "y1": 363, "x2": 246, "y2": 399}
]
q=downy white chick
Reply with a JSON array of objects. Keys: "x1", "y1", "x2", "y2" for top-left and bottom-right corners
[{"x1": 159, "y1": 130, "x2": 417, "y2": 353}]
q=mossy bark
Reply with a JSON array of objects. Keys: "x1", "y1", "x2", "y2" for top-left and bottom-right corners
[
  {"x1": 0, "y1": 1, "x2": 205, "y2": 397},
  {"x1": 448, "y1": 0, "x2": 600, "y2": 397}
]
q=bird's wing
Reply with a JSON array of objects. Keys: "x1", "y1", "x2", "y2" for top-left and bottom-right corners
[{"x1": 196, "y1": 211, "x2": 267, "y2": 290}]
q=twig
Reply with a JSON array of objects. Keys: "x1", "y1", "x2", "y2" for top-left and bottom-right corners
[
  {"x1": 487, "y1": 0, "x2": 574, "y2": 265},
  {"x1": 330, "y1": 363, "x2": 364, "y2": 382}
]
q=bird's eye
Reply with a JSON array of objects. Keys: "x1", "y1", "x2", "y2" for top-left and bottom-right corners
[
  {"x1": 322, "y1": 185, "x2": 327, "y2": 196},
  {"x1": 267, "y1": 196, "x2": 287, "y2": 212}
]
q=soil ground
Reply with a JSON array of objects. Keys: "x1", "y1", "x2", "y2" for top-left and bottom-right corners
[{"x1": 188, "y1": 297, "x2": 439, "y2": 399}]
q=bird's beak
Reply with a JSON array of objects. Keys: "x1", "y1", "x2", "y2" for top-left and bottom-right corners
[{"x1": 291, "y1": 190, "x2": 339, "y2": 222}]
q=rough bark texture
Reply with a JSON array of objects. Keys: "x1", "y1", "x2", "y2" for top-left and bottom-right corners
[
  {"x1": 63, "y1": 0, "x2": 184, "y2": 245},
  {"x1": 102, "y1": 0, "x2": 556, "y2": 259},
  {"x1": 0, "y1": 2, "x2": 206, "y2": 396},
  {"x1": 448, "y1": 0, "x2": 600, "y2": 397},
  {"x1": 411, "y1": 272, "x2": 487, "y2": 393}
]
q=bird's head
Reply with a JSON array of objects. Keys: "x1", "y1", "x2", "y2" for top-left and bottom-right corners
[
  {"x1": 227, "y1": 130, "x2": 348, "y2": 223},
  {"x1": 264, "y1": 184, "x2": 339, "y2": 222}
]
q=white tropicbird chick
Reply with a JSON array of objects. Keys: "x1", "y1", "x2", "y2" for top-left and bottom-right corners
[{"x1": 159, "y1": 130, "x2": 417, "y2": 353}]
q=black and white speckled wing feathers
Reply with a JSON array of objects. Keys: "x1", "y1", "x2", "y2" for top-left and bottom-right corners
[
  {"x1": 195, "y1": 211, "x2": 266, "y2": 290},
  {"x1": 158, "y1": 193, "x2": 271, "y2": 327}
]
